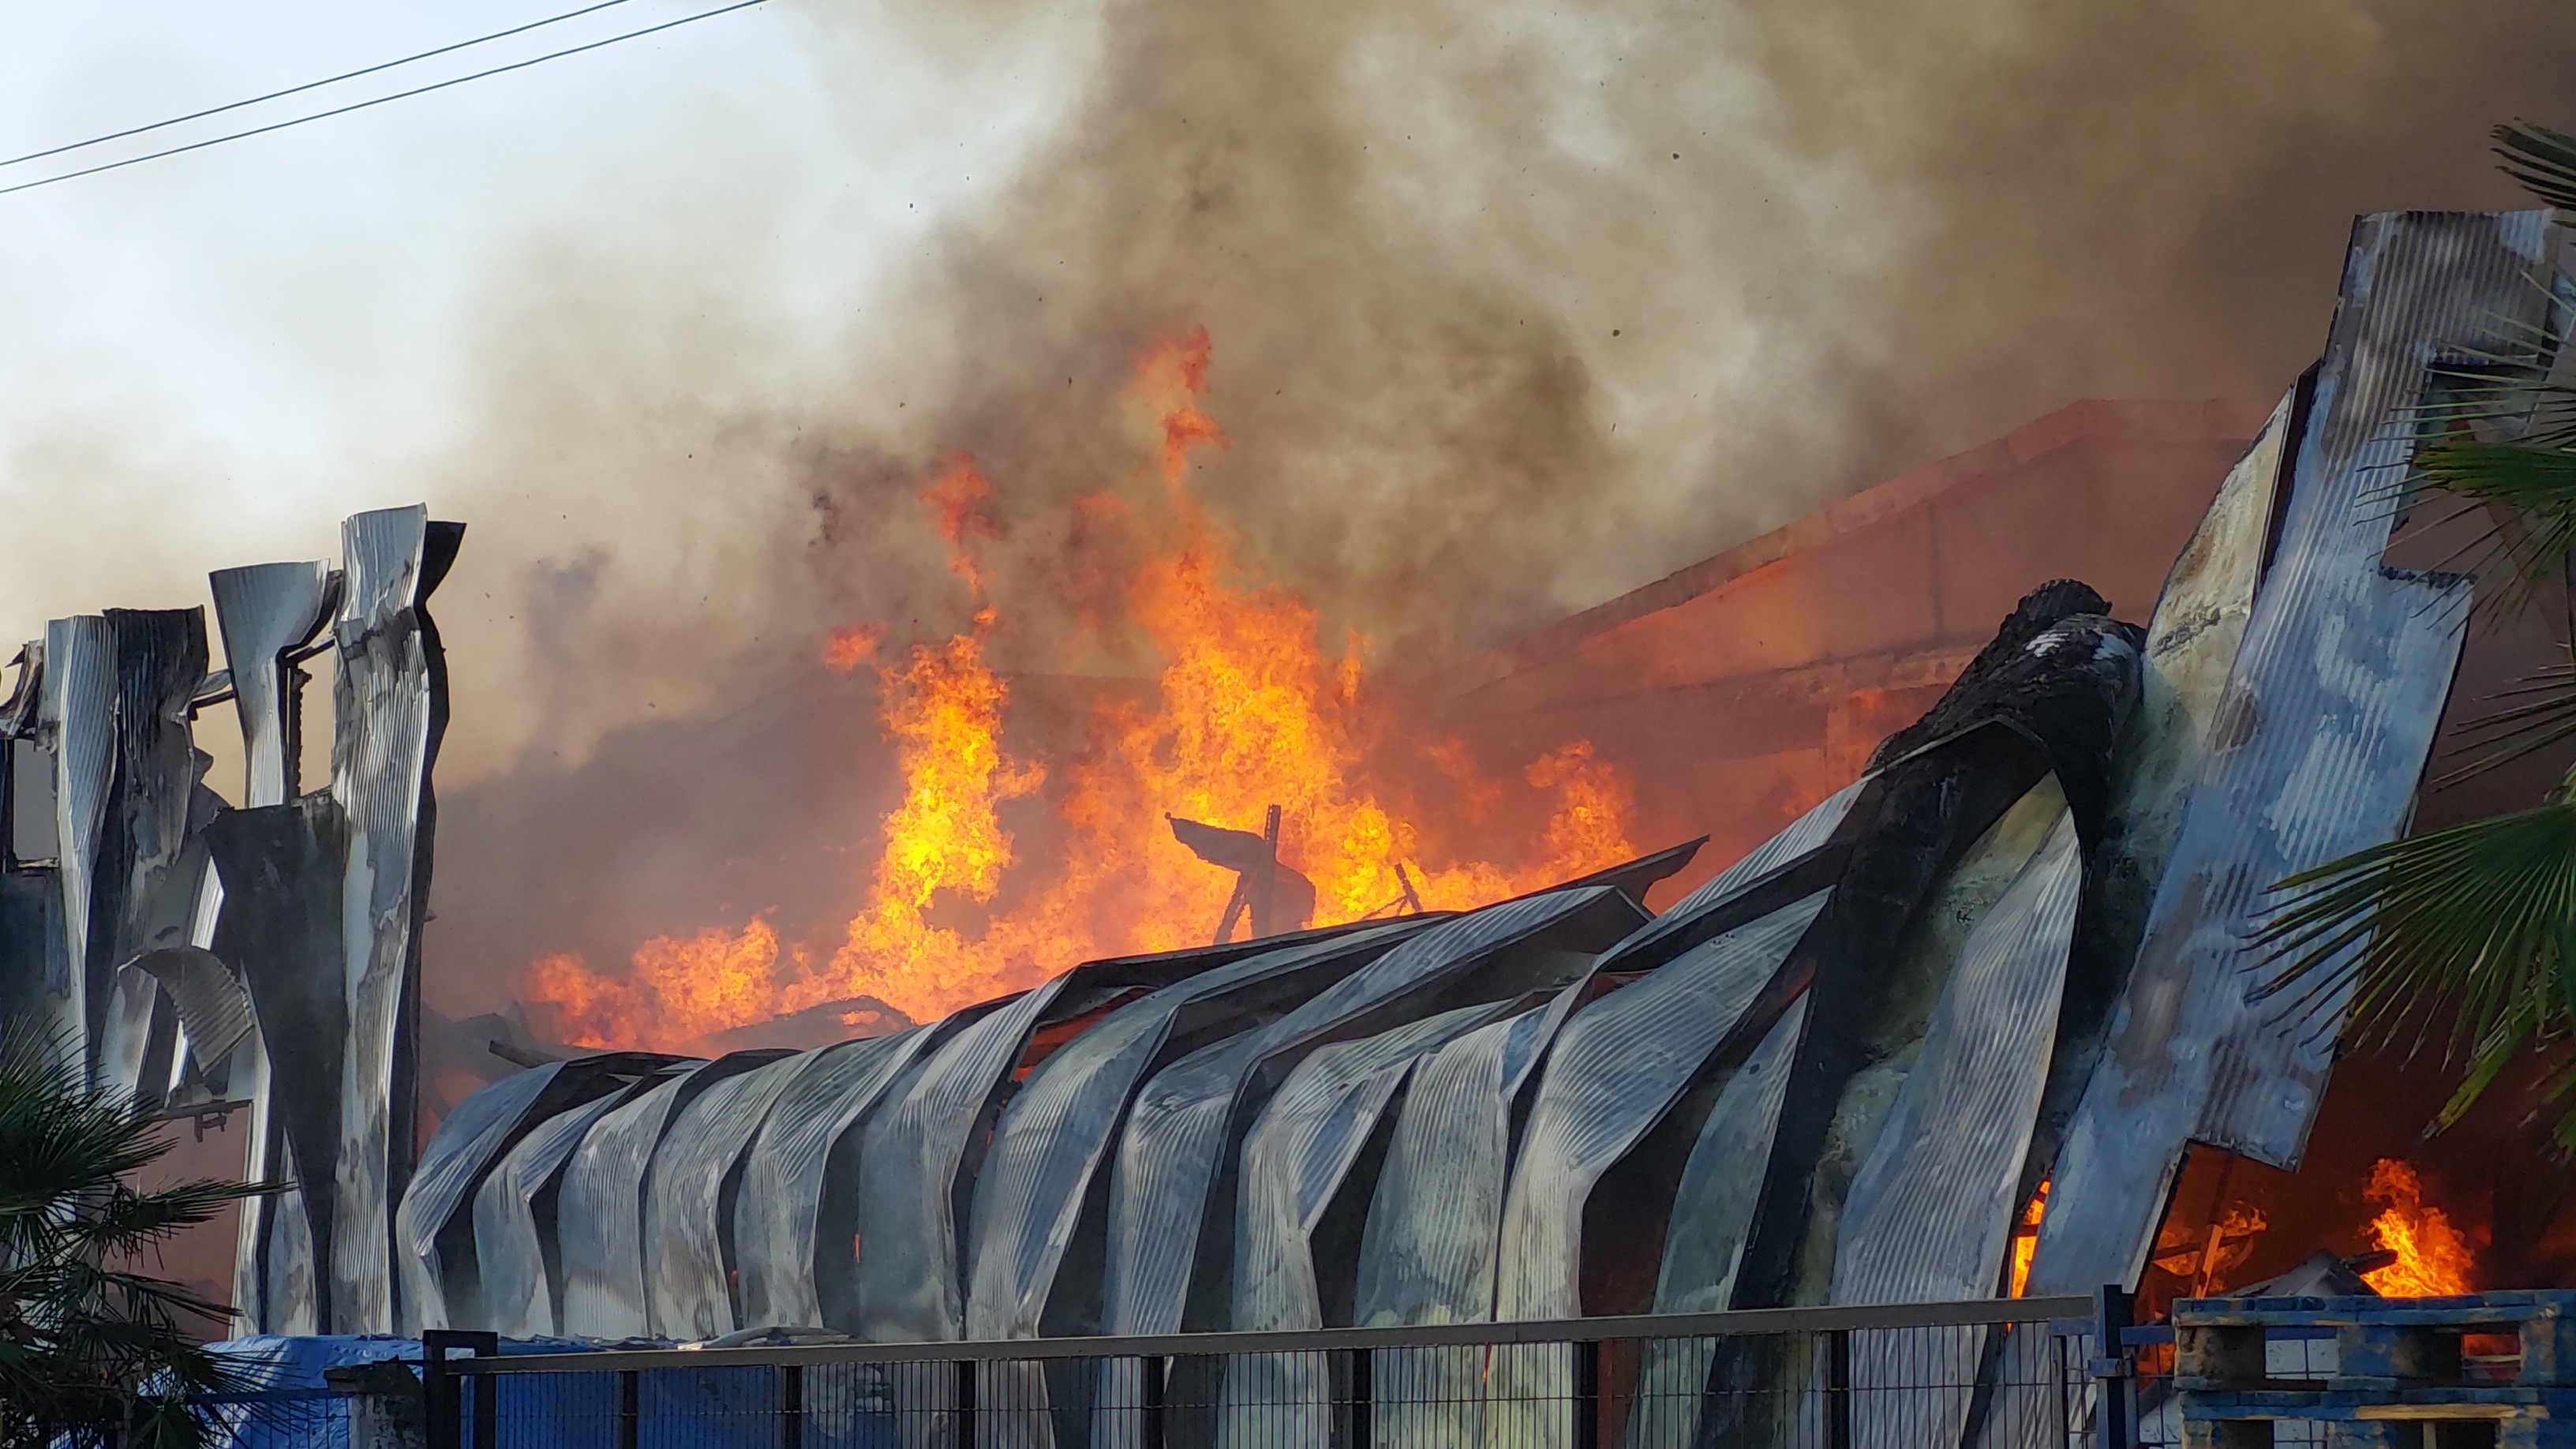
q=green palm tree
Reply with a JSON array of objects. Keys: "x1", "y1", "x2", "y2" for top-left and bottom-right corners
[
  {"x1": 0, "y1": 1029, "x2": 278, "y2": 1447},
  {"x1": 2257, "y1": 122, "x2": 2576, "y2": 1147}
]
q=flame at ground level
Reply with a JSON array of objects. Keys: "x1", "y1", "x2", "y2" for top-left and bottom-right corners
[
  {"x1": 526, "y1": 328, "x2": 1639, "y2": 1046},
  {"x1": 2361, "y1": 1158, "x2": 2477, "y2": 1298}
]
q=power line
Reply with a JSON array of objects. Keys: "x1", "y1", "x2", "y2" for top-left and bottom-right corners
[
  {"x1": 0, "y1": 0, "x2": 646, "y2": 171},
  {"x1": 0, "y1": 0, "x2": 769, "y2": 200}
]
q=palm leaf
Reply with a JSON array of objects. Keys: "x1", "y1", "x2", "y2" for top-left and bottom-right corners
[
  {"x1": 2255, "y1": 792, "x2": 2576, "y2": 1134},
  {"x1": 2432, "y1": 653, "x2": 2576, "y2": 786},
  {"x1": 2496, "y1": 122, "x2": 2576, "y2": 210}
]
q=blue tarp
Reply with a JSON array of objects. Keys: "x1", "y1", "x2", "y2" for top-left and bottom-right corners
[{"x1": 199, "y1": 1335, "x2": 898, "y2": 1449}]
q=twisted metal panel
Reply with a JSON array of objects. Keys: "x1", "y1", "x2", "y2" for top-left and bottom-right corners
[
  {"x1": 1831, "y1": 811, "x2": 2085, "y2": 1446},
  {"x1": 965, "y1": 921, "x2": 1428, "y2": 1342},
  {"x1": 1219, "y1": 1001, "x2": 1527, "y2": 1449},
  {"x1": 472, "y1": 1068, "x2": 682, "y2": 1339},
  {"x1": 646, "y1": 1049, "x2": 814, "y2": 1339},
  {"x1": 735, "y1": 1028, "x2": 936, "y2": 1332},
  {"x1": 38, "y1": 615, "x2": 112, "y2": 1069},
  {"x1": 324, "y1": 507, "x2": 461, "y2": 1332},
  {"x1": 556, "y1": 1051, "x2": 781, "y2": 1339},
  {"x1": 2029, "y1": 210, "x2": 2539, "y2": 1301}
]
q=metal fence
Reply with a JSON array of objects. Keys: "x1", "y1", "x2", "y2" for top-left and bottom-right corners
[{"x1": 364, "y1": 1295, "x2": 2154, "y2": 1449}]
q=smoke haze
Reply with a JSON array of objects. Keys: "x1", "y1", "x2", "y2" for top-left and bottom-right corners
[{"x1": 4, "y1": 0, "x2": 2574, "y2": 1013}]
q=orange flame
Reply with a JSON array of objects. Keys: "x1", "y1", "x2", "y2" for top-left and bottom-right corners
[
  {"x1": 2009, "y1": 1178, "x2": 2050, "y2": 1297},
  {"x1": 2360, "y1": 1158, "x2": 2476, "y2": 1297},
  {"x1": 526, "y1": 327, "x2": 1639, "y2": 1039},
  {"x1": 822, "y1": 623, "x2": 882, "y2": 672}
]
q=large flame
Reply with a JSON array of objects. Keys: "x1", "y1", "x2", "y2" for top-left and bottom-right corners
[
  {"x1": 2359, "y1": 1158, "x2": 2476, "y2": 1298},
  {"x1": 530, "y1": 327, "x2": 1638, "y2": 1043}
]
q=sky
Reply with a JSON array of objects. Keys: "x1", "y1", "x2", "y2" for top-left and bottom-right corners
[{"x1": 0, "y1": 0, "x2": 1092, "y2": 778}]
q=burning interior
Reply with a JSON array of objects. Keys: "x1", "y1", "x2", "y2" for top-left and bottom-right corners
[{"x1": 3, "y1": 209, "x2": 2574, "y2": 1442}]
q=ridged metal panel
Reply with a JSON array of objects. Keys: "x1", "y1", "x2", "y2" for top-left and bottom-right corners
[
  {"x1": 398, "y1": 1061, "x2": 572, "y2": 1331},
  {"x1": 208, "y1": 559, "x2": 337, "y2": 1335},
  {"x1": 1092, "y1": 889, "x2": 1640, "y2": 1449},
  {"x1": 964, "y1": 921, "x2": 1428, "y2": 1343},
  {"x1": 734, "y1": 1029, "x2": 933, "y2": 1331},
  {"x1": 95, "y1": 608, "x2": 210, "y2": 1109},
  {"x1": 1616, "y1": 1001, "x2": 1808, "y2": 1449},
  {"x1": 325, "y1": 506, "x2": 460, "y2": 1333},
  {"x1": 852, "y1": 985, "x2": 1074, "y2": 1345},
  {"x1": 39, "y1": 615, "x2": 113, "y2": 1069},
  {"x1": 1831, "y1": 812, "x2": 2084, "y2": 1447},
  {"x1": 1219, "y1": 1002, "x2": 1524, "y2": 1449},
  {"x1": 645, "y1": 1049, "x2": 814, "y2": 1339},
  {"x1": 556, "y1": 1051, "x2": 781, "y2": 1339},
  {"x1": 1234, "y1": 1001, "x2": 1522, "y2": 1330},
  {"x1": 128, "y1": 946, "x2": 253, "y2": 1082},
  {"x1": 1494, "y1": 891, "x2": 1828, "y2": 1323},
  {"x1": 1592, "y1": 777, "x2": 1865, "y2": 975},
  {"x1": 208, "y1": 560, "x2": 334, "y2": 807},
  {"x1": 1351, "y1": 793, "x2": 1863, "y2": 1354},
  {"x1": 203, "y1": 796, "x2": 347, "y2": 1337},
  {"x1": 471, "y1": 1069, "x2": 680, "y2": 1339},
  {"x1": 2029, "y1": 211, "x2": 2542, "y2": 1301},
  {"x1": 1101, "y1": 886, "x2": 1643, "y2": 1340},
  {"x1": 1351, "y1": 1004, "x2": 1554, "y2": 1328}
]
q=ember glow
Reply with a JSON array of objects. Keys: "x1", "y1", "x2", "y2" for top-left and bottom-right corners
[
  {"x1": 528, "y1": 328, "x2": 1638, "y2": 1044},
  {"x1": 2360, "y1": 1158, "x2": 2476, "y2": 1298}
]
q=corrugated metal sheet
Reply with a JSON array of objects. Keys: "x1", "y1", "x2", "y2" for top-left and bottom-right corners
[
  {"x1": 326, "y1": 506, "x2": 459, "y2": 1334},
  {"x1": 645, "y1": 1049, "x2": 814, "y2": 1339},
  {"x1": 1833, "y1": 811, "x2": 2082, "y2": 1304},
  {"x1": 208, "y1": 560, "x2": 335, "y2": 808},
  {"x1": 1831, "y1": 811, "x2": 2084, "y2": 1448},
  {"x1": 733, "y1": 1028, "x2": 934, "y2": 1332},
  {"x1": 471, "y1": 1067, "x2": 682, "y2": 1339},
  {"x1": 39, "y1": 614, "x2": 112, "y2": 1068},
  {"x1": 1495, "y1": 890, "x2": 1828, "y2": 1322},
  {"x1": 1351, "y1": 1004, "x2": 1554, "y2": 1328},
  {"x1": 1101, "y1": 886, "x2": 1643, "y2": 1340},
  {"x1": 203, "y1": 796, "x2": 348, "y2": 1338},
  {"x1": 2029, "y1": 210, "x2": 2546, "y2": 1301},
  {"x1": 556, "y1": 1051, "x2": 777, "y2": 1338},
  {"x1": 95, "y1": 608, "x2": 208, "y2": 1107},
  {"x1": 130, "y1": 945, "x2": 252, "y2": 1069},
  {"x1": 397, "y1": 1061, "x2": 573, "y2": 1331},
  {"x1": 1613, "y1": 1000, "x2": 1808, "y2": 1449},
  {"x1": 964, "y1": 920, "x2": 1428, "y2": 1343},
  {"x1": 1091, "y1": 889, "x2": 1641, "y2": 1449},
  {"x1": 1352, "y1": 790, "x2": 1869, "y2": 1361},
  {"x1": 206, "y1": 559, "x2": 337, "y2": 1336},
  {"x1": 1220, "y1": 1001, "x2": 1526, "y2": 1449},
  {"x1": 1593, "y1": 777, "x2": 1866, "y2": 975},
  {"x1": 852, "y1": 986, "x2": 1073, "y2": 1345}
]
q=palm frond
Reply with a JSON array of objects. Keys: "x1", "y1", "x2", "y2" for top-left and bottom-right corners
[
  {"x1": 2255, "y1": 796, "x2": 2576, "y2": 1136},
  {"x1": 2411, "y1": 440, "x2": 2576, "y2": 608},
  {"x1": 2497, "y1": 122, "x2": 2576, "y2": 210},
  {"x1": 2432, "y1": 654, "x2": 2576, "y2": 786}
]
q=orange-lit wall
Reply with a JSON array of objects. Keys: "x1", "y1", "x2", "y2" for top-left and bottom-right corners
[{"x1": 1426, "y1": 399, "x2": 2274, "y2": 886}]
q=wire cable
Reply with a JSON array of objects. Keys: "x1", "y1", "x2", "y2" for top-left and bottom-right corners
[
  {"x1": 0, "y1": 0, "x2": 768, "y2": 200},
  {"x1": 0, "y1": 0, "x2": 650, "y2": 171}
]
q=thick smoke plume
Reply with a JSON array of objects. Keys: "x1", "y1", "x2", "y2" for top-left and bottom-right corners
[
  {"x1": 427, "y1": 0, "x2": 2576, "y2": 1019},
  {"x1": 13, "y1": 1, "x2": 2575, "y2": 1017}
]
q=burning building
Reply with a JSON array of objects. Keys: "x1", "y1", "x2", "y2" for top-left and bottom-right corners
[{"x1": 3, "y1": 209, "x2": 2570, "y2": 1443}]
